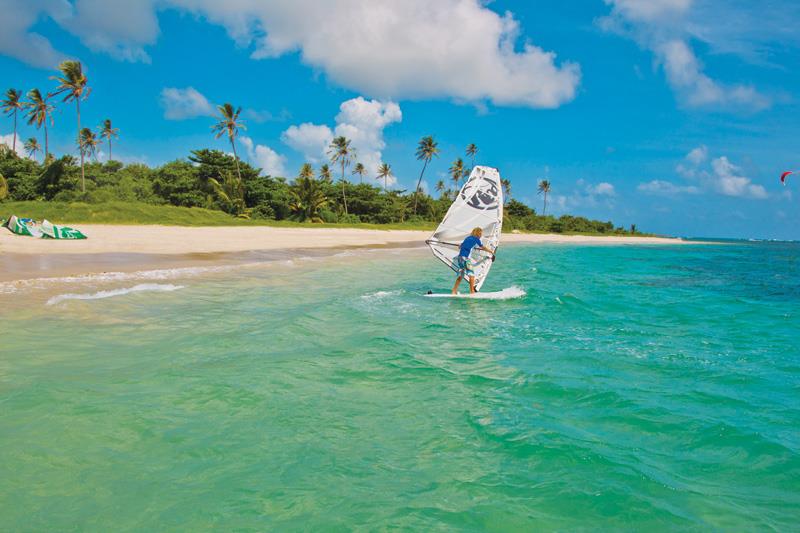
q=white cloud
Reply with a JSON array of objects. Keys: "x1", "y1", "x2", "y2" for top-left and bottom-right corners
[
  {"x1": 160, "y1": 87, "x2": 215, "y2": 120},
  {"x1": 3, "y1": 1, "x2": 580, "y2": 109},
  {"x1": 549, "y1": 179, "x2": 618, "y2": 213},
  {"x1": 281, "y1": 123, "x2": 334, "y2": 164},
  {"x1": 589, "y1": 182, "x2": 616, "y2": 196},
  {"x1": 637, "y1": 180, "x2": 700, "y2": 195},
  {"x1": 600, "y1": 0, "x2": 770, "y2": 110},
  {"x1": 710, "y1": 156, "x2": 767, "y2": 199},
  {"x1": 57, "y1": 0, "x2": 160, "y2": 63},
  {"x1": 281, "y1": 97, "x2": 401, "y2": 183},
  {"x1": 0, "y1": 133, "x2": 27, "y2": 157},
  {"x1": 685, "y1": 145, "x2": 708, "y2": 166},
  {"x1": 239, "y1": 136, "x2": 287, "y2": 177}
]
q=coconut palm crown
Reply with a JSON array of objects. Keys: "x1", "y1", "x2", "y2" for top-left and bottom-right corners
[
  {"x1": 328, "y1": 135, "x2": 355, "y2": 215},
  {"x1": 376, "y1": 162, "x2": 392, "y2": 191},
  {"x1": 51, "y1": 60, "x2": 91, "y2": 191},
  {"x1": 24, "y1": 137, "x2": 41, "y2": 161},
  {"x1": 413, "y1": 135, "x2": 440, "y2": 214},
  {"x1": 538, "y1": 179, "x2": 552, "y2": 215},
  {"x1": 211, "y1": 103, "x2": 246, "y2": 182},
  {"x1": 2, "y1": 88, "x2": 23, "y2": 153},
  {"x1": 100, "y1": 119, "x2": 120, "y2": 161},
  {"x1": 23, "y1": 89, "x2": 54, "y2": 159}
]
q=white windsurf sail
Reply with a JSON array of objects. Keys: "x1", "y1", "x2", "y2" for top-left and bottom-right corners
[{"x1": 426, "y1": 165, "x2": 503, "y2": 291}]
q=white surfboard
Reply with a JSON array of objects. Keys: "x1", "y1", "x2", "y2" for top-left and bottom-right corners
[
  {"x1": 424, "y1": 287, "x2": 525, "y2": 300},
  {"x1": 426, "y1": 166, "x2": 504, "y2": 292}
]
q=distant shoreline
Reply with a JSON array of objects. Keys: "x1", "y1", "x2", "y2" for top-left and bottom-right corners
[{"x1": 0, "y1": 225, "x2": 692, "y2": 283}]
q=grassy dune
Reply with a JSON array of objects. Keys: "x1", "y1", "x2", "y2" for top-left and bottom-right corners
[{"x1": 1, "y1": 201, "x2": 436, "y2": 230}]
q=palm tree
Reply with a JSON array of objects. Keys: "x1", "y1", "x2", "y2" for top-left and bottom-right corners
[
  {"x1": 99, "y1": 119, "x2": 119, "y2": 161},
  {"x1": 51, "y1": 60, "x2": 90, "y2": 191},
  {"x1": 501, "y1": 178, "x2": 511, "y2": 203},
  {"x1": 413, "y1": 135, "x2": 440, "y2": 214},
  {"x1": 319, "y1": 164, "x2": 332, "y2": 182},
  {"x1": 449, "y1": 158, "x2": 465, "y2": 189},
  {"x1": 352, "y1": 162, "x2": 366, "y2": 184},
  {"x1": 23, "y1": 89, "x2": 54, "y2": 160},
  {"x1": 376, "y1": 162, "x2": 392, "y2": 191},
  {"x1": 211, "y1": 103, "x2": 245, "y2": 183},
  {"x1": 24, "y1": 138, "x2": 41, "y2": 161},
  {"x1": 466, "y1": 143, "x2": 478, "y2": 168},
  {"x1": 1, "y1": 89, "x2": 23, "y2": 153},
  {"x1": 209, "y1": 171, "x2": 246, "y2": 216},
  {"x1": 328, "y1": 135, "x2": 355, "y2": 215},
  {"x1": 298, "y1": 162, "x2": 314, "y2": 181},
  {"x1": 435, "y1": 179, "x2": 446, "y2": 198},
  {"x1": 78, "y1": 127, "x2": 100, "y2": 163},
  {"x1": 290, "y1": 175, "x2": 328, "y2": 222},
  {"x1": 538, "y1": 179, "x2": 551, "y2": 215}
]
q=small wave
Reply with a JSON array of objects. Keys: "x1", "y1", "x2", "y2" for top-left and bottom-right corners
[
  {"x1": 426, "y1": 286, "x2": 526, "y2": 300},
  {"x1": 46, "y1": 283, "x2": 184, "y2": 306},
  {"x1": 361, "y1": 289, "x2": 403, "y2": 300}
]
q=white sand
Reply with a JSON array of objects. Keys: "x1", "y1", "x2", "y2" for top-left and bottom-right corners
[{"x1": 0, "y1": 225, "x2": 687, "y2": 255}]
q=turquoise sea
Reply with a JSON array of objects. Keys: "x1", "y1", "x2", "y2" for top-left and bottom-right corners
[{"x1": 1, "y1": 242, "x2": 798, "y2": 530}]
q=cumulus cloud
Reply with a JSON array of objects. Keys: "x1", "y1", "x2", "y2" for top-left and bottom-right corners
[
  {"x1": 654, "y1": 146, "x2": 768, "y2": 199},
  {"x1": 0, "y1": 133, "x2": 27, "y2": 157},
  {"x1": 550, "y1": 179, "x2": 618, "y2": 214},
  {"x1": 600, "y1": 0, "x2": 770, "y2": 110},
  {"x1": 637, "y1": 180, "x2": 700, "y2": 195},
  {"x1": 3, "y1": 1, "x2": 580, "y2": 109},
  {"x1": 710, "y1": 156, "x2": 767, "y2": 199},
  {"x1": 281, "y1": 97, "x2": 402, "y2": 183},
  {"x1": 160, "y1": 87, "x2": 215, "y2": 120},
  {"x1": 239, "y1": 136, "x2": 287, "y2": 177}
]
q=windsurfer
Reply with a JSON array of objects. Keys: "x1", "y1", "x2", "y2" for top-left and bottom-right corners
[{"x1": 452, "y1": 227, "x2": 496, "y2": 294}]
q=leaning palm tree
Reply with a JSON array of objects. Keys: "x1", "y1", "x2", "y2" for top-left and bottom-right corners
[
  {"x1": 290, "y1": 175, "x2": 328, "y2": 223},
  {"x1": 209, "y1": 171, "x2": 247, "y2": 216},
  {"x1": 449, "y1": 158, "x2": 465, "y2": 189},
  {"x1": 376, "y1": 162, "x2": 392, "y2": 191},
  {"x1": 538, "y1": 179, "x2": 551, "y2": 215},
  {"x1": 78, "y1": 127, "x2": 100, "y2": 163},
  {"x1": 24, "y1": 138, "x2": 41, "y2": 161},
  {"x1": 298, "y1": 162, "x2": 314, "y2": 181},
  {"x1": 319, "y1": 164, "x2": 332, "y2": 183},
  {"x1": 352, "y1": 162, "x2": 366, "y2": 184},
  {"x1": 1, "y1": 89, "x2": 23, "y2": 152},
  {"x1": 435, "y1": 179, "x2": 446, "y2": 198},
  {"x1": 211, "y1": 103, "x2": 245, "y2": 182},
  {"x1": 99, "y1": 119, "x2": 119, "y2": 161},
  {"x1": 501, "y1": 178, "x2": 512, "y2": 203},
  {"x1": 413, "y1": 135, "x2": 440, "y2": 214},
  {"x1": 51, "y1": 60, "x2": 90, "y2": 190},
  {"x1": 0, "y1": 173, "x2": 8, "y2": 200},
  {"x1": 328, "y1": 135, "x2": 355, "y2": 215},
  {"x1": 466, "y1": 143, "x2": 478, "y2": 168},
  {"x1": 23, "y1": 89, "x2": 54, "y2": 160}
]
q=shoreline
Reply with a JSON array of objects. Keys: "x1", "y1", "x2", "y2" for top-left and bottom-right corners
[{"x1": 1, "y1": 225, "x2": 691, "y2": 283}]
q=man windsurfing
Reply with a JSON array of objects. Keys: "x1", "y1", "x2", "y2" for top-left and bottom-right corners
[{"x1": 452, "y1": 227, "x2": 496, "y2": 294}]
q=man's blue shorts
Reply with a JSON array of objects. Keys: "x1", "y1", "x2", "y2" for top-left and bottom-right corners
[{"x1": 456, "y1": 255, "x2": 475, "y2": 279}]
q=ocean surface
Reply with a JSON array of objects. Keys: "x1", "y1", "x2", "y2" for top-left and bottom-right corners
[{"x1": 1, "y1": 242, "x2": 798, "y2": 530}]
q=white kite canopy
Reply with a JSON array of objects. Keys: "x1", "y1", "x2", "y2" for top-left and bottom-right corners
[{"x1": 426, "y1": 165, "x2": 503, "y2": 291}]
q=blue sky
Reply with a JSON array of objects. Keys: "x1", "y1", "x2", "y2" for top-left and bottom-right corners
[{"x1": 1, "y1": 0, "x2": 798, "y2": 239}]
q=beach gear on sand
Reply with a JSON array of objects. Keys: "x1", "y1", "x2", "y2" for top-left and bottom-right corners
[
  {"x1": 40, "y1": 219, "x2": 87, "y2": 239},
  {"x1": 426, "y1": 165, "x2": 503, "y2": 292},
  {"x1": 3, "y1": 215, "x2": 87, "y2": 239}
]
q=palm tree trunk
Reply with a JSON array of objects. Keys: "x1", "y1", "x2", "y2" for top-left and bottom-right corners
[
  {"x1": 341, "y1": 161, "x2": 348, "y2": 215},
  {"x1": 230, "y1": 136, "x2": 242, "y2": 182},
  {"x1": 12, "y1": 111, "x2": 17, "y2": 153},
  {"x1": 413, "y1": 159, "x2": 428, "y2": 215},
  {"x1": 384, "y1": 176, "x2": 387, "y2": 191},
  {"x1": 44, "y1": 123, "x2": 49, "y2": 161},
  {"x1": 77, "y1": 99, "x2": 85, "y2": 192},
  {"x1": 109, "y1": 139, "x2": 112, "y2": 162},
  {"x1": 543, "y1": 192, "x2": 547, "y2": 216}
]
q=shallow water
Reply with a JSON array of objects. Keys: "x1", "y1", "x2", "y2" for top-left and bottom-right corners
[{"x1": 1, "y1": 243, "x2": 798, "y2": 530}]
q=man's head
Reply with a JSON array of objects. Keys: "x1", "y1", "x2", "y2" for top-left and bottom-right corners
[{"x1": 471, "y1": 227, "x2": 483, "y2": 238}]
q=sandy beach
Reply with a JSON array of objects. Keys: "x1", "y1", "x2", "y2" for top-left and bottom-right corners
[
  {"x1": 0, "y1": 225, "x2": 688, "y2": 283},
  {"x1": 1, "y1": 224, "x2": 685, "y2": 256}
]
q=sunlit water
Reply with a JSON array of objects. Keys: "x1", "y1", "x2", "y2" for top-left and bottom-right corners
[{"x1": 1, "y1": 243, "x2": 798, "y2": 530}]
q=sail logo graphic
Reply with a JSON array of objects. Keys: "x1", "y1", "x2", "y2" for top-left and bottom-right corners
[{"x1": 461, "y1": 172, "x2": 499, "y2": 210}]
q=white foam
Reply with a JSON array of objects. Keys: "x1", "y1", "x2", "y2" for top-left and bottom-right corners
[
  {"x1": 361, "y1": 289, "x2": 404, "y2": 300},
  {"x1": 425, "y1": 286, "x2": 526, "y2": 300},
  {"x1": 46, "y1": 283, "x2": 184, "y2": 306}
]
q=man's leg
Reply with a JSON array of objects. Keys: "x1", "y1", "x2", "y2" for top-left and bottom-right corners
[
  {"x1": 469, "y1": 275, "x2": 476, "y2": 293},
  {"x1": 452, "y1": 275, "x2": 462, "y2": 294}
]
